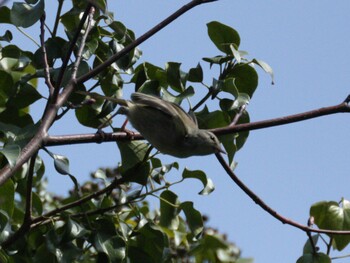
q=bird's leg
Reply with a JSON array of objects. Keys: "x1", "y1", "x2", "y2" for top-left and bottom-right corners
[{"x1": 120, "y1": 118, "x2": 135, "y2": 139}]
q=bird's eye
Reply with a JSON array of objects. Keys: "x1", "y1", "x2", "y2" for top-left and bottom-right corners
[{"x1": 210, "y1": 135, "x2": 215, "y2": 141}]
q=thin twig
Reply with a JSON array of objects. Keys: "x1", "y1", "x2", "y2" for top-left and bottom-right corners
[
  {"x1": 192, "y1": 88, "x2": 213, "y2": 112},
  {"x1": 71, "y1": 7, "x2": 95, "y2": 80},
  {"x1": 76, "y1": 0, "x2": 217, "y2": 84},
  {"x1": 53, "y1": 3, "x2": 93, "y2": 101},
  {"x1": 229, "y1": 104, "x2": 247, "y2": 127},
  {"x1": 52, "y1": 0, "x2": 64, "y2": 37},
  {"x1": 31, "y1": 177, "x2": 125, "y2": 225},
  {"x1": 40, "y1": 13, "x2": 55, "y2": 96},
  {"x1": 215, "y1": 153, "x2": 350, "y2": 235}
]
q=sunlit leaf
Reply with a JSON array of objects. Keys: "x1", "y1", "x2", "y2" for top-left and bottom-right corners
[
  {"x1": 10, "y1": 0, "x2": 45, "y2": 28},
  {"x1": 182, "y1": 168, "x2": 215, "y2": 195},
  {"x1": 207, "y1": 21, "x2": 240, "y2": 55},
  {"x1": 0, "y1": 144, "x2": 20, "y2": 167},
  {"x1": 53, "y1": 153, "x2": 70, "y2": 175},
  {"x1": 310, "y1": 199, "x2": 350, "y2": 251}
]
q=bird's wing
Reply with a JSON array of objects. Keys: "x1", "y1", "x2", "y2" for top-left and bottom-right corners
[{"x1": 131, "y1": 92, "x2": 198, "y2": 133}]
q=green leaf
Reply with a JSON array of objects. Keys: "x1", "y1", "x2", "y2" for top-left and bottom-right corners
[
  {"x1": 302, "y1": 234, "x2": 319, "y2": 254},
  {"x1": 202, "y1": 55, "x2": 233, "y2": 67},
  {"x1": 296, "y1": 253, "x2": 331, "y2": 263},
  {"x1": 0, "y1": 6, "x2": 11, "y2": 24},
  {"x1": 0, "y1": 180, "x2": 15, "y2": 217},
  {"x1": 128, "y1": 223, "x2": 167, "y2": 263},
  {"x1": 0, "y1": 30, "x2": 12, "y2": 42},
  {"x1": 7, "y1": 82, "x2": 42, "y2": 109},
  {"x1": 252, "y1": 59, "x2": 275, "y2": 84},
  {"x1": 0, "y1": 210, "x2": 10, "y2": 243},
  {"x1": 75, "y1": 97, "x2": 111, "y2": 129},
  {"x1": 161, "y1": 86, "x2": 194, "y2": 105},
  {"x1": 227, "y1": 64, "x2": 258, "y2": 98},
  {"x1": 93, "y1": 218, "x2": 126, "y2": 262},
  {"x1": 53, "y1": 153, "x2": 70, "y2": 175},
  {"x1": 117, "y1": 140, "x2": 149, "y2": 171},
  {"x1": 0, "y1": 144, "x2": 20, "y2": 167},
  {"x1": 10, "y1": 0, "x2": 45, "y2": 28},
  {"x1": 118, "y1": 156, "x2": 150, "y2": 186},
  {"x1": 0, "y1": 70, "x2": 14, "y2": 112},
  {"x1": 182, "y1": 168, "x2": 215, "y2": 195},
  {"x1": 33, "y1": 37, "x2": 67, "y2": 68},
  {"x1": 108, "y1": 21, "x2": 127, "y2": 40},
  {"x1": 180, "y1": 201, "x2": 203, "y2": 238},
  {"x1": 188, "y1": 63, "x2": 203, "y2": 83},
  {"x1": 310, "y1": 199, "x2": 350, "y2": 251},
  {"x1": 191, "y1": 232, "x2": 239, "y2": 262},
  {"x1": 62, "y1": 218, "x2": 89, "y2": 242},
  {"x1": 222, "y1": 77, "x2": 239, "y2": 98},
  {"x1": 207, "y1": 21, "x2": 240, "y2": 55},
  {"x1": 160, "y1": 190, "x2": 180, "y2": 230},
  {"x1": 166, "y1": 62, "x2": 184, "y2": 92},
  {"x1": 31, "y1": 191, "x2": 43, "y2": 216}
]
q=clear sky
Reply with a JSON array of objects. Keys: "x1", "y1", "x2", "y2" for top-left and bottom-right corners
[{"x1": 12, "y1": 1, "x2": 350, "y2": 262}]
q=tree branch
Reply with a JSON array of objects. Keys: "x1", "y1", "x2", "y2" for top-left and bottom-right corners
[
  {"x1": 53, "y1": 3, "x2": 93, "y2": 101},
  {"x1": 213, "y1": 97, "x2": 350, "y2": 135},
  {"x1": 40, "y1": 13, "x2": 55, "y2": 96},
  {"x1": 43, "y1": 96, "x2": 350, "y2": 147},
  {"x1": 0, "y1": 6, "x2": 95, "y2": 186},
  {"x1": 215, "y1": 152, "x2": 350, "y2": 235},
  {"x1": 76, "y1": 0, "x2": 217, "y2": 84}
]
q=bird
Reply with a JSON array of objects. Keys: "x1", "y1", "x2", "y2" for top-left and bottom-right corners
[{"x1": 79, "y1": 91, "x2": 225, "y2": 158}]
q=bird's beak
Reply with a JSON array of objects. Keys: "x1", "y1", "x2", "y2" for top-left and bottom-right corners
[{"x1": 217, "y1": 145, "x2": 226, "y2": 155}]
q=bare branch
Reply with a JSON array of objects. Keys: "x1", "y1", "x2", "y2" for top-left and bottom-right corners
[
  {"x1": 40, "y1": 13, "x2": 55, "y2": 96},
  {"x1": 76, "y1": 0, "x2": 217, "y2": 84},
  {"x1": 213, "y1": 98, "x2": 350, "y2": 135},
  {"x1": 215, "y1": 152, "x2": 350, "y2": 235},
  {"x1": 44, "y1": 96, "x2": 350, "y2": 147},
  {"x1": 53, "y1": 3, "x2": 93, "y2": 100},
  {"x1": 0, "y1": 6, "x2": 96, "y2": 185}
]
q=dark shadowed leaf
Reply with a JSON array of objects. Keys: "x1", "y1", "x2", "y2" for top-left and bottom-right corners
[
  {"x1": 180, "y1": 201, "x2": 203, "y2": 238},
  {"x1": 160, "y1": 190, "x2": 180, "y2": 230},
  {"x1": 296, "y1": 253, "x2": 331, "y2": 263},
  {"x1": 0, "y1": 180, "x2": 15, "y2": 217},
  {"x1": 10, "y1": 0, "x2": 45, "y2": 28}
]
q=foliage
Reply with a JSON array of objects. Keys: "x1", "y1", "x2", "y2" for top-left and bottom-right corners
[
  {"x1": 0, "y1": 0, "x2": 262, "y2": 262},
  {"x1": 0, "y1": 1, "x2": 348, "y2": 262}
]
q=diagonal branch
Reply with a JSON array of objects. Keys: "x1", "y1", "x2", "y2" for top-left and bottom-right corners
[
  {"x1": 76, "y1": 0, "x2": 217, "y2": 84},
  {"x1": 53, "y1": 3, "x2": 93, "y2": 101},
  {"x1": 40, "y1": 13, "x2": 55, "y2": 96},
  {"x1": 0, "y1": 6, "x2": 96, "y2": 186},
  {"x1": 215, "y1": 153, "x2": 350, "y2": 235}
]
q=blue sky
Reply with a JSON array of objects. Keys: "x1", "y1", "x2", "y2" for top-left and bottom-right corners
[{"x1": 10, "y1": 0, "x2": 350, "y2": 262}]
